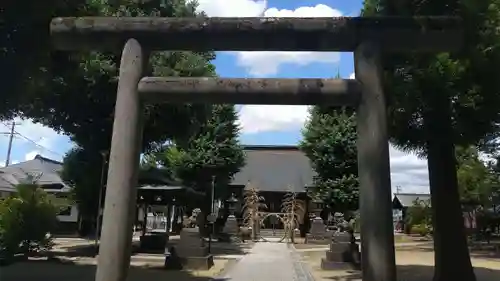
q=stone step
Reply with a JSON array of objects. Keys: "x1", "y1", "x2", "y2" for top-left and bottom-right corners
[{"x1": 259, "y1": 230, "x2": 286, "y2": 237}]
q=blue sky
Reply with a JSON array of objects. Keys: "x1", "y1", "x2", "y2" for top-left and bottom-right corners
[{"x1": 0, "y1": 0, "x2": 431, "y2": 193}]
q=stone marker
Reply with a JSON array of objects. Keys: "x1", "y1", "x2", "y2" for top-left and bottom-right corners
[
  {"x1": 305, "y1": 217, "x2": 329, "y2": 244},
  {"x1": 321, "y1": 231, "x2": 360, "y2": 270},
  {"x1": 176, "y1": 227, "x2": 214, "y2": 270}
]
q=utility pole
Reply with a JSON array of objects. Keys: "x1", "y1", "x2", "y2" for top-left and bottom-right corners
[
  {"x1": 395, "y1": 185, "x2": 402, "y2": 194},
  {"x1": 2, "y1": 122, "x2": 18, "y2": 167}
]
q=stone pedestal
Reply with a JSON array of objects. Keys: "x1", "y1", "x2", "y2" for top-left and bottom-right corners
[
  {"x1": 223, "y1": 215, "x2": 238, "y2": 235},
  {"x1": 321, "y1": 232, "x2": 360, "y2": 270},
  {"x1": 176, "y1": 228, "x2": 214, "y2": 270},
  {"x1": 306, "y1": 217, "x2": 329, "y2": 244},
  {"x1": 220, "y1": 215, "x2": 240, "y2": 242},
  {"x1": 139, "y1": 233, "x2": 168, "y2": 251}
]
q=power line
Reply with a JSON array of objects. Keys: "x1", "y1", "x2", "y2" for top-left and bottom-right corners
[{"x1": 1, "y1": 122, "x2": 63, "y2": 159}]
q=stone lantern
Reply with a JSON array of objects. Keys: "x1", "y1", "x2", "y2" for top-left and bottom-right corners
[
  {"x1": 306, "y1": 198, "x2": 329, "y2": 244},
  {"x1": 226, "y1": 193, "x2": 239, "y2": 216},
  {"x1": 222, "y1": 193, "x2": 239, "y2": 238},
  {"x1": 311, "y1": 198, "x2": 325, "y2": 219}
]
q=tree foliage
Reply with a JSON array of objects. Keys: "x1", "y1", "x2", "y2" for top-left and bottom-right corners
[
  {"x1": 51, "y1": 0, "x2": 219, "y2": 232},
  {"x1": 22, "y1": 0, "x2": 215, "y2": 152},
  {"x1": 0, "y1": 181, "x2": 66, "y2": 258},
  {"x1": 167, "y1": 104, "x2": 245, "y2": 198},
  {"x1": 146, "y1": 104, "x2": 245, "y2": 234},
  {"x1": 300, "y1": 106, "x2": 358, "y2": 212},
  {"x1": 362, "y1": 1, "x2": 500, "y2": 280},
  {"x1": 456, "y1": 146, "x2": 497, "y2": 206},
  {"x1": 0, "y1": 0, "x2": 86, "y2": 120},
  {"x1": 61, "y1": 146, "x2": 107, "y2": 227},
  {"x1": 363, "y1": 1, "x2": 500, "y2": 152},
  {"x1": 405, "y1": 199, "x2": 433, "y2": 235}
]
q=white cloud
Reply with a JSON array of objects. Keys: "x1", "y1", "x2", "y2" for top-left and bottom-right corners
[
  {"x1": 12, "y1": 118, "x2": 60, "y2": 150},
  {"x1": 349, "y1": 72, "x2": 355, "y2": 79},
  {"x1": 0, "y1": 118, "x2": 66, "y2": 162},
  {"x1": 25, "y1": 150, "x2": 39, "y2": 161},
  {"x1": 237, "y1": 5, "x2": 342, "y2": 76},
  {"x1": 389, "y1": 146, "x2": 429, "y2": 193},
  {"x1": 195, "y1": 0, "x2": 267, "y2": 17},
  {"x1": 193, "y1": 1, "x2": 343, "y2": 133},
  {"x1": 195, "y1": 1, "x2": 342, "y2": 76},
  {"x1": 238, "y1": 105, "x2": 310, "y2": 134}
]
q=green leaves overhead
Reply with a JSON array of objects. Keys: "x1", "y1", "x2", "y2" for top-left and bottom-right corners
[
  {"x1": 161, "y1": 104, "x2": 245, "y2": 199},
  {"x1": 20, "y1": 0, "x2": 216, "y2": 152},
  {"x1": 363, "y1": 0, "x2": 500, "y2": 152},
  {"x1": 300, "y1": 106, "x2": 358, "y2": 212}
]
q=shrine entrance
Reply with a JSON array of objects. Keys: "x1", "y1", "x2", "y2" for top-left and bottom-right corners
[
  {"x1": 50, "y1": 16, "x2": 462, "y2": 281},
  {"x1": 258, "y1": 212, "x2": 288, "y2": 242}
]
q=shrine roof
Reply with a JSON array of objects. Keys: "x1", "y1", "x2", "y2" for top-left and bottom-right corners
[{"x1": 231, "y1": 145, "x2": 314, "y2": 193}]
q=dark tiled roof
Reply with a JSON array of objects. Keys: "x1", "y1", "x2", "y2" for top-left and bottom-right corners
[
  {"x1": 393, "y1": 193, "x2": 431, "y2": 208},
  {"x1": 231, "y1": 145, "x2": 314, "y2": 193},
  {"x1": 0, "y1": 155, "x2": 69, "y2": 191}
]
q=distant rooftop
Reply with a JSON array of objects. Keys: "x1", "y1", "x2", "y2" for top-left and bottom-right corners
[
  {"x1": 0, "y1": 154, "x2": 69, "y2": 191},
  {"x1": 393, "y1": 193, "x2": 431, "y2": 208},
  {"x1": 232, "y1": 145, "x2": 314, "y2": 193}
]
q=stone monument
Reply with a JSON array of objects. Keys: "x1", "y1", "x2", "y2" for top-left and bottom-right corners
[
  {"x1": 321, "y1": 225, "x2": 360, "y2": 270},
  {"x1": 176, "y1": 227, "x2": 214, "y2": 269},
  {"x1": 305, "y1": 216, "x2": 329, "y2": 244}
]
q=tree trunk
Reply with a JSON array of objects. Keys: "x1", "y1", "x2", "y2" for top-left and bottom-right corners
[{"x1": 424, "y1": 91, "x2": 476, "y2": 281}]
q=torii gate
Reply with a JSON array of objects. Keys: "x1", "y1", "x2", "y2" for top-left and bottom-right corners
[{"x1": 50, "y1": 16, "x2": 462, "y2": 281}]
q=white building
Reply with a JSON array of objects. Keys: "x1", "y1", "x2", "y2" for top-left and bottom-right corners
[{"x1": 0, "y1": 155, "x2": 79, "y2": 229}]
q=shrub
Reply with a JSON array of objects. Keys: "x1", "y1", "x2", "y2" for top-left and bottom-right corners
[
  {"x1": 0, "y1": 183, "x2": 65, "y2": 258},
  {"x1": 411, "y1": 224, "x2": 430, "y2": 236}
]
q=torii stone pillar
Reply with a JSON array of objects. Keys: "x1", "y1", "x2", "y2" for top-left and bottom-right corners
[
  {"x1": 355, "y1": 42, "x2": 396, "y2": 281},
  {"x1": 95, "y1": 39, "x2": 146, "y2": 281}
]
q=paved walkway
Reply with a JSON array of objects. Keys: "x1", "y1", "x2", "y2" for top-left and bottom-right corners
[
  {"x1": 215, "y1": 242, "x2": 315, "y2": 281},
  {"x1": 294, "y1": 241, "x2": 433, "y2": 253}
]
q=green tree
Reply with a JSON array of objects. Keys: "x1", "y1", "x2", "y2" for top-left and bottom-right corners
[
  {"x1": 405, "y1": 199, "x2": 433, "y2": 235},
  {"x1": 487, "y1": 156, "x2": 500, "y2": 211},
  {"x1": 362, "y1": 1, "x2": 500, "y2": 280},
  {"x1": 0, "y1": 0, "x2": 85, "y2": 120},
  {"x1": 155, "y1": 104, "x2": 245, "y2": 232},
  {"x1": 175, "y1": 105, "x2": 245, "y2": 195},
  {"x1": 0, "y1": 180, "x2": 66, "y2": 259},
  {"x1": 51, "y1": 0, "x2": 217, "y2": 234},
  {"x1": 61, "y1": 146, "x2": 107, "y2": 235},
  {"x1": 300, "y1": 106, "x2": 358, "y2": 213},
  {"x1": 457, "y1": 147, "x2": 500, "y2": 237},
  {"x1": 23, "y1": 0, "x2": 215, "y2": 152},
  {"x1": 456, "y1": 146, "x2": 495, "y2": 206}
]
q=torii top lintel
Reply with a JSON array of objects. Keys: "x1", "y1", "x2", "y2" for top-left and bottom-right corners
[{"x1": 50, "y1": 16, "x2": 463, "y2": 53}]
